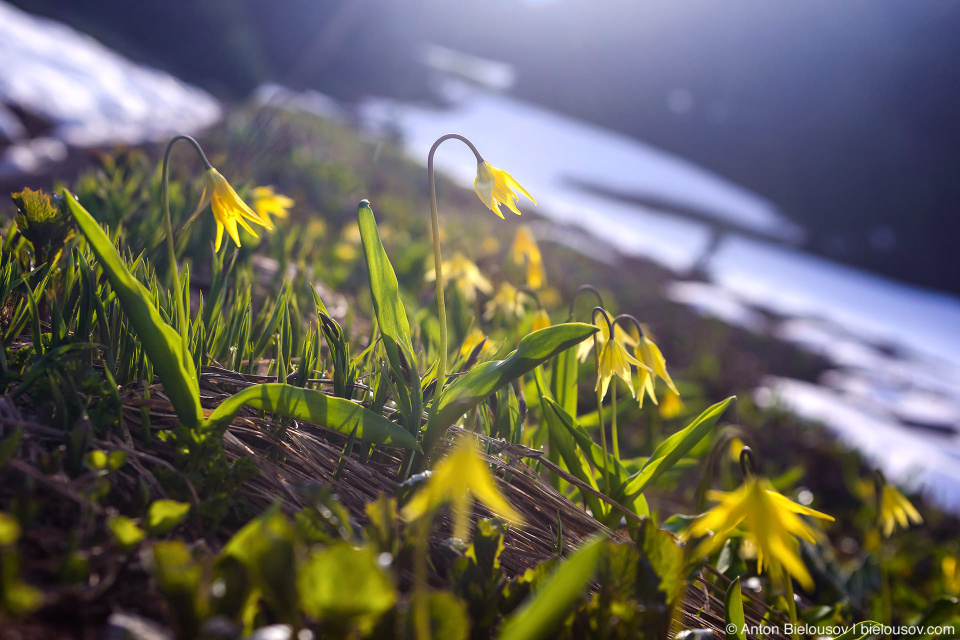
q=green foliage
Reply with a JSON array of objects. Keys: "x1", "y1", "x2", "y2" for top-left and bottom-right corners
[{"x1": 498, "y1": 536, "x2": 604, "y2": 640}]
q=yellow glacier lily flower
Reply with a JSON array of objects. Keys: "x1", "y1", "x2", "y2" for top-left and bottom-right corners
[
  {"x1": 473, "y1": 160, "x2": 536, "y2": 219},
  {"x1": 402, "y1": 436, "x2": 523, "y2": 541},
  {"x1": 878, "y1": 483, "x2": 923, "y2": 537},
  {"x1": 575, "y1": 311, "x2": 639, "y2": 363},
  {"x1": 197, "y1": 168, "x2": 273, "y2": 251},
  {"x1": 251, "y1": 186, "x2": 294, "y2": 225},
  {"x1": 596, "y1": 335, "x2": 643, "y2": 400},
  {"x1": 685, "y1": 477, "x2": 834, "y2": 590},
  {"x1": 633, "y1": 332, "x2": 679, "y2": 408},
  {"x1": 510, "y1": 226, "x2": 546, "y2": 289}
]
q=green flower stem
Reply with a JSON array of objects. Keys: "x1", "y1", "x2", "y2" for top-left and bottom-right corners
[
  {"x1": 591, "y1": 306, "x2": 614, "y2": 493},
  {"x1": 426, "y1": 134, "x2": 483, "y2": 403},
  {"x1": 611, "y1": 384, "x2": 619, "y2": 461},
  {"x1": 161, "y1": 135, "x2": 212, "y2": 345},
  {"x1": 781, "y1": 571, "x2": 800, "y2": 640}
]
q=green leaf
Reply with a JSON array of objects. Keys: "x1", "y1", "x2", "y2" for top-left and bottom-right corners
[
  {"x1": 550, "y1": 346, "x2": 579, "y2": 417},
  {"x1": 623, "y1": 396, "x2": 735, "y2": 499},
  {"x1": 298, "y1": 543, "x2": 396, "y2": 623},
  {"x1": 426, "y1": 323, "x2": 597, "y2": 457},
  {"x1": 63, "y1": 191, "x2": 203, "y2": 429},
  {"x1": 205, "y1": 383, "x2": 421, "y2": 451},
  {"x1": 357, "y1": 200, "x2": 421, "y2": 429},
  {"x1": 538, "y1": 395, "x2": 606, "y2": 519},
  {"x1": 146, "y1": 499, "x2": 191, "y2": 535},
  {"x1": 497, "y1": 535, "x2": 604, "y2": 640},
  {"x1": 108, "y1": 515, "x2": 146, "y2": 551},
  {"x1": 150, "y1": 541, "x2": 204, "y2": 636},
  {"x1": 221, "y1": 505, "x2": 298, "y2": 624},
  {"x1": 724, "y1": 577, "x2": 746, "y2": 640}
]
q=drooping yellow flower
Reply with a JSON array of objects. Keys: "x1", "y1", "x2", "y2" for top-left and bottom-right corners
[
  {"x1": 473, "y1": 160, "x2": 536, "y2": 219},
  {"x1": 402, "y1": 436, "x2": 523, "y2": 541},
  {"x1": 532, "y1": 309, "x2": 551, "y2": 332},
  {"x1": 251, "y1": 186, "x2": 294, "y2": 225},
  {"x1": 458, "y1": 327, "x2": 495, "y2": 361},
  {"x1": 878, "y1": 483, "x2": 923, "y2": 537},
  {"x1": 685, "y1": 477, "x2": 834, "y2": 590},
  {"x1": 596, "y1": 335, "x2": 643, "y2": 400},
  {"x1": 426, "y1": 252, "x2": 493, "y2": 304},
  {"x1": 197, "y1": 168, "x2": 273, "y2": 251},
  {"x1": 634, "y1": 332, "x2": 679, "y2": 407},
  {"x1": 510, "y1": 226, "x2": 546, "y2": 289},
  {"x1": 484, "y1": 283, "x2": 530, "y2": 321},
  {"x1": 575, "y1": 312, "x2": 639, "y2": 363}
]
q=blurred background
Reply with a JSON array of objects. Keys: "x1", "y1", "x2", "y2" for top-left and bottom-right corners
[{"x1": 2, "y1": 0, "x2": 959, "y2": 504}]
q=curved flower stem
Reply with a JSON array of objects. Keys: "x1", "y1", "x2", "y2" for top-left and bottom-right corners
[
  {"x1": 591, "y1": 306, "x2": 614, "y2": 492},
  {"x1": 613, "y1": 313, "x2": 646, "y2": 340},
  {"x1": 427, "y1": 134, "x2": 483, "y2": 403},
  {"x1": 568, "y1": 284, "x2": 604, "y2": 321},
  {"x1": 161, "y1": 135, "x2": 212, "y2": 345}
]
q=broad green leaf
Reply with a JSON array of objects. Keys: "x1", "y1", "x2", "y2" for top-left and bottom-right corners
[
  {"x1": 724, "y1": 577, "x2": 746, "y2": 640},
  {"x1": 146, "y1": 499, "x2": 191, "y2": 535},
  {"x1": 108, "y1": 515, "x2": 146, "y2": 551},
  {"x1": 624, "y1": 396, "x2": 735, "y2": 499},
  {"x1": 357, "y1": 200, "x2": 421, "y2": 430},
  {"x1": 637, "y1": 520, "x2": 685, "y2": 604},
  {"x1": 206, "y1": 383, "x2": 421, "y2": 451},
  {"x1": 63, "y1": 191, "x2": 203, "y2": 429},
  {"x1": 298, "y1": 543, "x2": 396, "y2": 623},
  {"x1": 425, "y1": 323, "x2": 597, "y2": 457},
  {"x1": 497, "y1": 535, "x2": 604, "y2": 640}
]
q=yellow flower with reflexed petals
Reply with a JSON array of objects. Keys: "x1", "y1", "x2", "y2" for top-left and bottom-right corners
[
  {"x1": 510, "y1": 226, "x2": 546, "y2": 289},
  {"x1": 197, "y1": 168, "x2": 273, "y2": 251},
  {"x1": 878, "y1": 483, "x2": 923, "y2": 537},
  {"x1": 685, "y1": 477, "x2": 834, "y2": 590},
  {"x1": 634, "y1": 332, "x2": 679, "y2": 408},
  {"x1": 402, "y1": 436, "x2": 523, "y2": 541},
  {"x1": 575, "y1": 311, "x2": 641, "y2": 364},
  {"x1": 596, "y1": 335, "x2": 643, "y2": 400},
  {"x1": 251, "y1": 186, "x2": 294, "y2": 225},
  {"x1": 473, "y1": 160, "x2": 536, "y2": 219}
]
